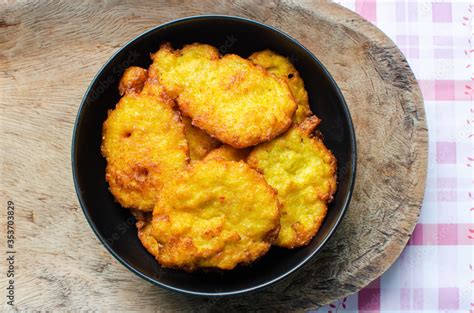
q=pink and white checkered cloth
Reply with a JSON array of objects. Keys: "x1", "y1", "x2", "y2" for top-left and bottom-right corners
[{"x1": 314, "y1": 1, "x2": 474, "y2": 312}]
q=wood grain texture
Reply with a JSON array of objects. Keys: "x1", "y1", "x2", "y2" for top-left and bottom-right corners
[{"x1": 0, "y1": 0, "x2": 427, "y2": 311}]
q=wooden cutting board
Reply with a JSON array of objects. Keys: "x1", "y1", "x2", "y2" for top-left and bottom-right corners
[{"x1": 0, "y1": 0, "x2": 427, "y2": 310}]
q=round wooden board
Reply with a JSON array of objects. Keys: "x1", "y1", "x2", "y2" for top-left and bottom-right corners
[{"x1": 0, "y1": 0, "x2": 427, "y2": 311}]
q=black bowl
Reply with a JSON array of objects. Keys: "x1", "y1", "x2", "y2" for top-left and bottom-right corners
[{"x1": 72, "y1": 15, "x2": 356, "y2": 297}]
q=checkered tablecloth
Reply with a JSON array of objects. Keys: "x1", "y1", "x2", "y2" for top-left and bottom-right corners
[{"x1": 314, "y1": 1, "x2": 473, "y2": 312}]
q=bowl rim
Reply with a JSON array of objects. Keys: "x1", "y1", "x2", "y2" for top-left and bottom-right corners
[{"x1": 71, "y1": 14, "x2": 357, "y2": 297}]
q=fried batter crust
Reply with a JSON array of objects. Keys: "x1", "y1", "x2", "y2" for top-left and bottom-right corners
[
  {"x1": 149, "y1": 43, "x2": 297, "y2": 148},
  {"x1": 150, "y1": 159, "x2": 281, "y2": 270},
  {"x1": 137, "y1": 214, "x2": 160, "y2": 257},
  {"x1": 182, "y1": 117, "x2": 221, "y2": 161},
  {"x1": 249, "y1": 50, "x2": 312, "y2": 124},
  {"x1": 203, "y1": 145, "x2": 250, "y2": 162},
  {"x1": 118, "y1": 66, "x2": 148, "y2": 96},
  {"x1": 119, "y1": 66, "x2": 219, "y2": 161},
  {"x1": 247, "y1": 117, "x2": 336, "y2": 248},
  {"x1": 101, "y1": 94, "x2": 188, "y2": 211}
]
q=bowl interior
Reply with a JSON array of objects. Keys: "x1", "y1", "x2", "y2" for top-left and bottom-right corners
[{"x1": 72, "y1": 16, "x2": 356, "y2": 296}]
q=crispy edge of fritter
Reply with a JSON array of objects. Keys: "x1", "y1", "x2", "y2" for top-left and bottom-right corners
[
  {"x1": 298, "y1": 115, "x2": 321, "y2": 135},
  {"x1": 249, "y1": 50, "x2": 312, "y2": 124},
  {"x1": 135, "y1": 211, "x2": 161, "y2": 258},
  {"x1": 118, "y1": 66, "x2": 148, "y2": 96},
  {"x1": 279, "y1": 201, "x2": 328, "y2": 249},
  {"x1": 182, "y1": 116, "x2": 221, "y2": 161},
  {"x1": 203, "y1": 145, "x2": 250, "y2": 162},
  {"x1": 297, "y1": 115, "x2": 337, "y2": 203}
]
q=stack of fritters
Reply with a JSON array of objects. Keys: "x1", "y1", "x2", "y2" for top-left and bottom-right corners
[{"x1": 101, "y1": 43, "x2": 337, "y2": 271}]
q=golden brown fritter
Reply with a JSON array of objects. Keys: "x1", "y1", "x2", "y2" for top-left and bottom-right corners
[
  {"x1": 204, "y1": 145, "x2": 250, "y2": 162},
  {"x1": 101, "y1": 94, "x2": 189, "y2": 211},
  {"x1": 182, "y1": 117, "x2": 221, "y2": 161},
  {"x1": 249, "y1": 50, "x2": 312, "y2": 124},
  {"x1": 118, "y1": 65, "x2": 220, "y2": 161},
  {"x1": 140, "y1": 77, "x2": 171, "y2": 101},
  {"x1": 149, "y1": 159, "x2": 281, "y2": 271},
  {"x1": 148, "y1": 43, "x2": 297, "y2": 148},
  {"x1": 118, "y1": 66, "x2": 148, "y2": 96},
  {"x1": 247, "y1": 116, "x2": 336, "y2": 248},
  {"x1": 118, "y1": 65, "x2": 174, "y2": 105}
]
